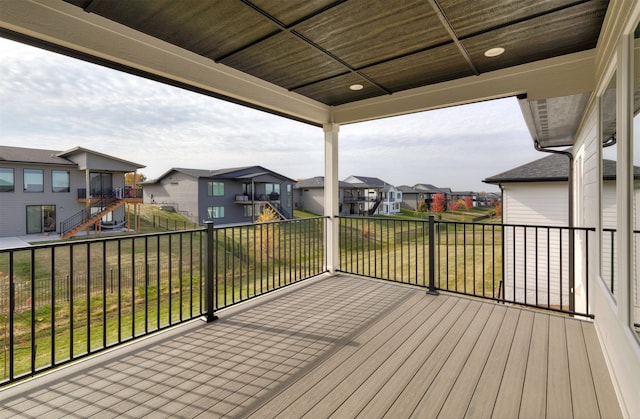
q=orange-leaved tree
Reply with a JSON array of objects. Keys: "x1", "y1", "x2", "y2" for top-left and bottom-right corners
[
  {"x1": 431, "y1": 193, "x2": 446, "y2": 213},
  {"x1": 464, "y1": 195, "x2": 473, "y2": 210}
]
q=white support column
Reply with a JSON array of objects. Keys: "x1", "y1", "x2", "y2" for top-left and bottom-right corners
[{"x1": 324, "y1": 123, "x2": 340, "y2": 273}]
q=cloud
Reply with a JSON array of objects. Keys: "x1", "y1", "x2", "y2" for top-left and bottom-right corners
[{"x1": 0, "y1": 38, "x2": 541, "y2": 192}]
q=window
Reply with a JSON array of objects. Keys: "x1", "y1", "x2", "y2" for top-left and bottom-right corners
[
  {"x1": 24, "y1": 169, "x2": 43, "y2": 192},
  {"x1": 0, "y1": 168, "x2": 14, "y2": 192},
  {"x1": 26, "y1": 205, "x2": 56, "y2": 233},
  {"x1": 207, "y1": 206, "x2": 224, "y2": 219},
  {"x1": 265, "y1": 183, "x2": 280, "y2": 200},
  {"x1": 52, "y1": 170, "x2": 70, "y2": 192},
  {"x1": 208, "y1": 181, "x2": 224, "y2": 196},
  {"x1": 90, "y1": 172, "x2": 112, "y2": 196},
  {"x1": 287, "y1": 184, "x2": 292, "y2": 208}
]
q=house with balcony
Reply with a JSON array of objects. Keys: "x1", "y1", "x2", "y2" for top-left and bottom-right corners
[
  {"x1": 343, "y1": 175, "x2": 402, "y2": 215},
  {"x1": 142, "y1": 166, "x2": 295, "y2": 225},
  {"x1": 0, "y1": 145, "x2": 144, "y2": 239},
  {"x1": 2, "y1": 1, "x2": 640, "y2": 417}
]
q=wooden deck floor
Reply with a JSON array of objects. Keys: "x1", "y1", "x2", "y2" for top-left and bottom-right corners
[{"x1": 0, "y1": 274, "x2": 621, "y2": 418}]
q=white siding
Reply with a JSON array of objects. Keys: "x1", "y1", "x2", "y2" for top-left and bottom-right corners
[{"x1": 502, "y1": 182, "x2": 570, "y2": 307}]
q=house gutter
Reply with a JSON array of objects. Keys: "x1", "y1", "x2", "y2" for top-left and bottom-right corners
[{"x1": 533, "y1": 140, "x2": 575, "y2": 314}]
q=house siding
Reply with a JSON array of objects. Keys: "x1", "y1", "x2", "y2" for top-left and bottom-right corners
[
  {"x1": 502, "y1": 182, "x2": 570, "y2": 307},
  {"x1": 296, "y1": 188, "x2": 325, "y2": 216},
  {"x1": 1, "y1": 162, "x2": 92, "y2": 236},
  {"x1": 143, "y1": 171, "x2": 199, "y2": 221}
]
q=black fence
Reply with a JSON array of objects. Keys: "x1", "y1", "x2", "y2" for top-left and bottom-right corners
[
  {"x1": 0, "y1": 217, "x2": 327, "y2": 386},
  {"x1": 338, "y1": 216, "x2": 595, "y2": 318}
]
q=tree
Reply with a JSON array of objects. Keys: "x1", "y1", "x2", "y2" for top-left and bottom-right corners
[
  {"x1": 431, "y1": 193, "x2": 446, "y2": 213},
  {"x1": 125, "y1": 172, "x2": 147, "y2": 184},
  {"x1": 416, "y1": 197, "x2": 428, "y2": 216},
  {"x1": 464, "y1": 195, "x2": 473, "y2": 210},
  {"x1": 256, "y1": 206, "x2": 280, "y2": 260},
  {"x1": 449, "y1": 200, "x2": 459, "y2": 211},
  {"x1": 495, "y1": 201, "x2": 502, "y2": 217}
]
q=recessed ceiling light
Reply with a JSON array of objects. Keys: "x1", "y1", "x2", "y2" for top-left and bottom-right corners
[
  {"x1": 484, "y1": 47, "x2": 505, "y2": 57},
  {"x1": 349, "y1": 84, "x2": 364, "y2": 91}
]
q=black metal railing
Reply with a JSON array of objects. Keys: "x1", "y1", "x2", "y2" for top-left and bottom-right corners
[
  {"x1": 0, "y1": 217, "x2": 327, "y2": 386},
  {"x1": 77, "y1": 188, "x2": 140, "y2": 199},
  {"x1": 338, "y1": 216, "x2": 595, "y2": 318}
]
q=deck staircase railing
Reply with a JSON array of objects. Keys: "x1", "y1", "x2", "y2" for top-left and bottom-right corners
[
  {"x1": 59, "y1": 198, "x2": 124, "y2": 238},
  {"x1": 368, "y1": 198, "x2": 383, "y2": 215}
]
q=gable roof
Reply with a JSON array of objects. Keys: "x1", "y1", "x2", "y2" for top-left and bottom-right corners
[
  {"x1": 0, "y1": 145, "x2": 76, "y2": 166},
  {"x1": 0, "y1": 145, "x2": 145, "y2": 169},
  {"x1": 396, "y1": 185, "x2": 421, "y2": 194},
  {"x1": 344, "y1": 175, "x2": 390, "y2": 187},
  {"x1": 57, "y1": 146, "x2": 145, "y2": 169},
  {"x1": 483, "y1": 153, "x2": 638, "y2": 184},
  {"x1": 294, "y1": 176, "x2": 353, "y2": 189},
  {"x1": 148, "y1": 165, "x2": 295, "y2": 184},
  {"x1": 413, "y1": 184, "x2": 451, "y2": 194}
]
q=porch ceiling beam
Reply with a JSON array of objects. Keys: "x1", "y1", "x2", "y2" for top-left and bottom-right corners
[
  {"x1": 332, "y1": 49, "x2": 596, "y2": 125},
  {"x1": 0, "y1": 0, "x2": 331, "y2": 126}
]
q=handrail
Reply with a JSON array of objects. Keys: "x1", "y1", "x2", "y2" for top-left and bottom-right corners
[{"x1": 59, "y1": 197, "x2": 119, "y2": 236}]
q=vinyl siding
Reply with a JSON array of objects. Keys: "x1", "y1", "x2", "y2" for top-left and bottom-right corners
[
  {"x1": 0, "y1": 163, "x2": 89, "y2": 236},
  {"x1": 142, "y1": 172, "x2": 199, "y2": 221},
  {"x1": 501, "y1": 182, "x2": 569, "y2": 307}
]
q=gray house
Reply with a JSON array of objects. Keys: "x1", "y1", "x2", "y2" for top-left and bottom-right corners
[
  {"x1": 0, "y1": 145, "x2": 145, "y2": 238},
  {"x1": 293, "y1": 176, "x2": 356, "y2": 216},
  {"x1": 397, "y1": 185, "x2": 425, "y2": 210},
  {"x1": 143, "y1": 166, "x2": 295, "y2": 225}
]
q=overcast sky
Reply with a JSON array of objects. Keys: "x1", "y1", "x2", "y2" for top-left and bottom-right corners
[{"x1": 0, "y1": 37, "x2": 546, "y2": 192}]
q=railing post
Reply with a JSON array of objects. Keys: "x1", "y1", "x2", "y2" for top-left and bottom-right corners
[
  {"x1": 201, "y1": 221, "x2": 218, "y2": 322},
  {"x1": 427, "y1": 215, "x2": 439, "y2": 295}
]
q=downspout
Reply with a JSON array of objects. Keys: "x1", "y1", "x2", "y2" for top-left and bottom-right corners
[{"x1": 534, "y1": 140, "x2": 575, "y2": 313}]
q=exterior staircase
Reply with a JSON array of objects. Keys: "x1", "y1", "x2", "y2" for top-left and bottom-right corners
[
  {"x1": 61, "y1": 199, "x2": 125, "y2": 239},
  {"x1": 368, "y1": 198, "x2": 383, "y2": 215},
  {"x1": 264, "y1": 202, "x2": 287, "y2": 220}
]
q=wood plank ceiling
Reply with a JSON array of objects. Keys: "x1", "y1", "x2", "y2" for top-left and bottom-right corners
[{"x1": 62, "y1": 0, "x2": 609, "y2": 107}]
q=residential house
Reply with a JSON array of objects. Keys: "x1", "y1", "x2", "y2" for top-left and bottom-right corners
[
  {"x1": 0, "y1": 145, "x2": 144, "y2": 238},
  {"x1": 413, "y1": 183, "x2": 451, "y2": 209},
  {"x1": 397, "y1": 185, "x2": 425, "y2": 210},
  {"x1": 476, "y1": 191, "x2": 502, "y2": 207},
  {"x1": 143, "y1": 166, "x2": 295, "y2": 225},
  {"x1": 293, "y1": 176, "x2": 355, "y2": 216},
  {"x1": 343, "y1": 175, "x2": 402, "y2": 215},
  {"x1": 450, "y1": 191, "x2": 477, "y2": 207}
]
